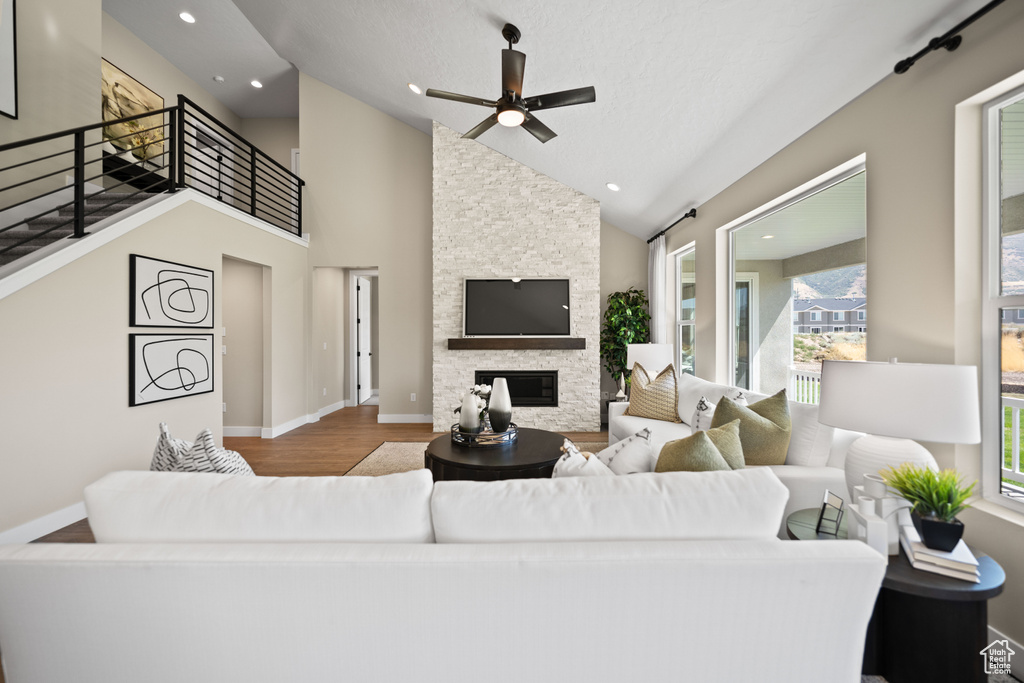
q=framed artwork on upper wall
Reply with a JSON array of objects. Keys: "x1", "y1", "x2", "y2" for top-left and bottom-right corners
[
  {"x1": 101, "y1": 59, "x2": 165, "y2": 164},
  {"x1": 0, "y1": 0, "x2": 17, "y2": 119},
  {"x1": 130, "y1": 254, "x2": 214, "y2": 328}
]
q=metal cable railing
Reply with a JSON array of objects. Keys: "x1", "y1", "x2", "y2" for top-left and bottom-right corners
[{"x1": 0, "y1": 94, "x2": 304, "y2": 265}]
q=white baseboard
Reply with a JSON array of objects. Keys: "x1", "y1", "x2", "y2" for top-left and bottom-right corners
[
  {"x1": 261, "y1": 413, "x2": 313, "y2": 439},
  {"x1": 377, "y1": 413, "x2": 433, "y2": 424},
  {"x1": 223, "y1": 426, "x2": 262, "y2": 437},
  {"x1": 987, "y1": 624, "x2": 1023, "y2": 662},
  {"x1": 318, "y1": 400, "x2": 347, "y2": 418},
  {"x1": 0, "y1": 501, "x2": 87, "y2": 544}
]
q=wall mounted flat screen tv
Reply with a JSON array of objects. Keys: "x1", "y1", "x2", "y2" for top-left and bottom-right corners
[{"x1": 463, "y1": 279, "x2": 571, "y2": 336}]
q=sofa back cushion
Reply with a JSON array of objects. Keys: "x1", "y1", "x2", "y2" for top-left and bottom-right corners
[
  {"x1": 84, "y1": 469, "x2": 436, "y2": 543},
  {"x1": 431, "y1": 468, "x2": 789, "y2": 543},
  {"x1": 677, "y1": 374, "x2": 744, "y2": 424}
]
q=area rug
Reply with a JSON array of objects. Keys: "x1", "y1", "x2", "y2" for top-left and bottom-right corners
[{"x1": 345, "y1": 441, "x2": 608, "y2": 476}]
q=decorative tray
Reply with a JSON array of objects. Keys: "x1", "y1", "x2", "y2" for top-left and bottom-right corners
[{"x1": 450, "y1": 423, "x2": 518, "y2": 447}]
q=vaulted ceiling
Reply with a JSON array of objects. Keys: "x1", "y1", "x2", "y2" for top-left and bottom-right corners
[{"x1": 104, "y1": 0, "x2": 992, "y2": 238}]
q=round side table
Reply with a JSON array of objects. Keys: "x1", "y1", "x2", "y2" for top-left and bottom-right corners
[{"x1": 424, "y1": 427, "x2": 564, "y2": 481}]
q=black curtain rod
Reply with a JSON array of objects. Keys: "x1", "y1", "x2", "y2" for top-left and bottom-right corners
[
  {"x1": 894, "y1": 0, "x2": 1007, "y2": 74},
  {"x1": 647, "y1": 208, "x2": 697, "y2": 244}
]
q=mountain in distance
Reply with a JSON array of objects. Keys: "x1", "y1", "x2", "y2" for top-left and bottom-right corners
[{"x1": 793, "y1": 264, "x2": 866, "y2": 299}]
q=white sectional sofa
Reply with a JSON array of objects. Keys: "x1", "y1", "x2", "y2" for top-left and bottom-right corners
[
  {"x1": 0, "y1": 469, "x2": 886, "y2": 683},
  {"x1": 609, "y1": 373, "x2": 863, "y2": 536}
]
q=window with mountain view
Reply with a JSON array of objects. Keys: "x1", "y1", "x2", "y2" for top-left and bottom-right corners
[{"x1": 728, "y1": 164, "x2": 866, "y2": 400}]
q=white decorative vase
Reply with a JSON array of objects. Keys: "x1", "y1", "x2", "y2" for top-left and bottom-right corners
[
  {"x1": 488, "y1": 377, "x2": 513, "y2": 433},
  {"x1": 459, "y1": 392, "x2": 482, "y2": 433}
]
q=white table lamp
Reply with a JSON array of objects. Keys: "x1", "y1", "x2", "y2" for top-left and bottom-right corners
[{"x1": 818, "y1": 359, "x2": 981, "y2": 500}]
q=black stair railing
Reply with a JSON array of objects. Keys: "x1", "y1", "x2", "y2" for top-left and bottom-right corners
[{"x1": 0, "y1": 94, "x2": 304, "y2": 267}]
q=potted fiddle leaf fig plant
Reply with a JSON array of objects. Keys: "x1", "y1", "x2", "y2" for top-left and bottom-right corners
[
  {"x1": 880, "y1": 462, "x2": 976, "y2": 551},
  {"x1": 600, "y1": 287, "x2": 651, "y2": 391}
]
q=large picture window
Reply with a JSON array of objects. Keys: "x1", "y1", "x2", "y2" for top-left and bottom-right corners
[{"x1": 983, "y1": 85, "x2": 1024, "y2": 511}]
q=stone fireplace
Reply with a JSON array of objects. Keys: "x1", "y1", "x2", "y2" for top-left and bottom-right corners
[
  {"x1": 474, "y1": 371, "x2": 558, "y2": 408},
  {"x1": 431, "y1": 123, "x2": 601, "y2": 431}
]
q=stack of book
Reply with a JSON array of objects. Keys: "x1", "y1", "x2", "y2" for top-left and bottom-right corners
[{"x1": 898, "y1": 520, "x2": 980, "y2": 583}]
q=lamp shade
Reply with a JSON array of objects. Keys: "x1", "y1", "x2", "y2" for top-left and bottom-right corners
[
  {"x1": 626, "y1": 344, "x2": 674, "y2": 375},
  {"x1": 818, "y1": 359, "x2": 980, "y2": 444}
]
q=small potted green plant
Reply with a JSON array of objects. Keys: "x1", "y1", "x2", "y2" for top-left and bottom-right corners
[
  {"x1": 880, "y1": 462, "x2": 976, "y2": 551},
  {"x1": 600, "y1": 287, "x2": 651, "y2": 392}
]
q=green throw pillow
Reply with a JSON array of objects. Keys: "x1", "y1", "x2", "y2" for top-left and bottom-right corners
[
  {"x1": 656, "y1": 420, "x2": 744, "y2": 473},
  {"x1": 711, "y1": 389, "x2": 791, "y2": 466}
]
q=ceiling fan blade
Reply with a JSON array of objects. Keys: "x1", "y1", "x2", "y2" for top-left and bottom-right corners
[
  {"x1": 425, "y1": 89, "x2": 499, "y2": 108},
  {"x1": 523, "y1": 86, "x2": 596, "y2": 111},
  {"x1": 521, "y1": 113, "x2": 557, "y2": 143},
  {"x1": 462, "y1": 113, "x2": 500, "y2": 140},
  {"x1": 502, "y1": 49, "x2": 526, "y2": 97}
]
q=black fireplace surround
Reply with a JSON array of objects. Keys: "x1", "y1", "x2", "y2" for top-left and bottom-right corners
[{"x1": 475, "y1": 371, "x2": 558, "y2": 408}]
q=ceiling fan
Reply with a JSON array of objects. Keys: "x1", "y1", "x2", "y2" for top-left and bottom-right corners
[{"x1": 426, "y1": 23, "x2": 596, "y2": 143}]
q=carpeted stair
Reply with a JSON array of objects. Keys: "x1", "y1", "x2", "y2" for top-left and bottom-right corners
[{"x1": 0, "y1": 192, "x2": 157, "y2": 267}]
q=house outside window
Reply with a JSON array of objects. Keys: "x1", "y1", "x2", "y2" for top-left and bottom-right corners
[{"x1": 983, "y1": 85, "x2": 1024, "y2": 512}]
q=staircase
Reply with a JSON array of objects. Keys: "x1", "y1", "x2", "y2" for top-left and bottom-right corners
[{"x1": 0, "y1": 192, "x2": 157, "y2": 268}]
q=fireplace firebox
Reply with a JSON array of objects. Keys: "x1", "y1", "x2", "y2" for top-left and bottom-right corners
[{"x1": 475, "y1": 371, "x2": 558, "y2": 408}]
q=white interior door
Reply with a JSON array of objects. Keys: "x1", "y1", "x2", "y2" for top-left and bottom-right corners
[{"x1": 357, "y1": 276, "x2": 373, "y2": 404}]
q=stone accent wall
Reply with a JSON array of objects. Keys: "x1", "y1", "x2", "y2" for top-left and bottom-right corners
[{"x1": 432, "y1": 122, "x2": 601, "y2": 431}]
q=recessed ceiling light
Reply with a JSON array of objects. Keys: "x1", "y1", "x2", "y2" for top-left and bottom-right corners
[
  {"x1": 408, "y1": 83, "x2": 422, "y2": 95},
  {"x1": 212, "y1": 76, "x2": 225, "y2": 83},
  {"x1": 250, "y1": 80, "x2": 263, "y2": 89},
  {"x1": 762, "y1": 234, "x2": 775, "y2": 239},
  {"x1": 179, "y1": 12, "x2": 196, "y2": 23},
  {"x1": 606, "y1": 183, "x2": 620, "y2": 192}
]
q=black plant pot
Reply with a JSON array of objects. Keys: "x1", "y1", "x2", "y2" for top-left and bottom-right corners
[{"x1": 911, "y1": 511, "x2": 964, "y2": 552}]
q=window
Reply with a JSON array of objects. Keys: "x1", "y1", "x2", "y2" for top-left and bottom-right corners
[
  {"x1": 833, "y1": 326, "x2": 844, "y2": 332},
  {"x1": 675, "y1": 246, "x2": 696, "y2": 376},
  {"x1": 810, "y1": 311, "x2": 821, "y2": 321},
  {"x1": 858, "y1": 327, "x2": 866, "y2": 333},
  {"x1": 983, "y1": 85, "x2": 1024, "y2": 511},
  {"x1": 858, "y1": 310, "x2": 866, "y2": 321},
  {"x1": 833, "y1": 311, "x2": 844, "y2": 321},
  {"x1": 810, "y1": 327, "x2": 821, "y2": 334}
]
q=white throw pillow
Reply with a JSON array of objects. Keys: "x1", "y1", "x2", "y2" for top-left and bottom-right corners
[
  {"x1": 150, "y1": 423, "x2": 191, "y2": 472},
  {"x1": 691, "y1": 391, "x2": 747, "y2": 432},
  {"x1": 593, "y1": 428, "x2": 656, "y2": 474},
  {"x1": 432, "y1": 468, "x2": 790, "y2": 543},
  {"x1": 553, "y1": 440, "x2": 615, "y2": 477},
  {"x1": 179, "y1": 429, "x2": 255, "y2": 476},
  {"x1": 785, "y1": 401, "x2": 836, "y2": 467},
  {"x1": 84, "y1": 469, "x2": 436, "y2": 543},
  {"x1": 677, "y1": 374, "x2": 745, "y2": 424}
]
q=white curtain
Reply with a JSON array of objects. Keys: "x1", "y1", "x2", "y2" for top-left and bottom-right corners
[{"x1": 648, "y1": 234, "x2": 667, "y2": 344}]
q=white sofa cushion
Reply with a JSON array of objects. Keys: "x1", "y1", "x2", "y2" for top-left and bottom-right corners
[
  {"x1": 785, "y1": 401, "x2": 836, "y2": 467},
  {"x1": 84, "y1": 469, "x2": 436, "y2": 543},
  {"x1": 593, "y1": 428, "x2": 657, "y2": 474},
  {"x1": 611, "y1": 413, "x2": 693, "y2": 446},
  {"x1": 677, "y1": 374, "x2": 744, "y2": 424},
  {"x1": 552, "y1": 441, "x2": 615, "y2": 477},
  {"x1": 431, "y1": 468, "x2": 789, "y2": 543}
]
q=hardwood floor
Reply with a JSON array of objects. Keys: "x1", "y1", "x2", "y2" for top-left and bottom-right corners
[{"x1": 31, "y1": 405, "x2": 607, "y2": 544}]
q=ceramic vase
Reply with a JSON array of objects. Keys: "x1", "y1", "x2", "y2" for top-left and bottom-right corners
[
  {"x1": 459, "y1": 392, "x2": 482, "y2": 433},
  {"x1": 488, "y1": 377, "x2": 513, "y2": 433}
]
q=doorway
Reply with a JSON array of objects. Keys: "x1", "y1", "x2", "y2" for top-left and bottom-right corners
[
  {"x1": 222, "y1": 257, "x2": 266, "y2": 436},
  {"x1": 349, "y1": 269, "x2": 379, "y2": 406}
]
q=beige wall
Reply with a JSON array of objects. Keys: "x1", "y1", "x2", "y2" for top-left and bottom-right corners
[
  {"x1": 300, "y1": 73, "x2": 432, "y2": 420},
  {"x1": 102, "y1": 13, "x2": 241, "y2": 130},
  {"x1": 599, "y1": 220, "x2": 649, "y2": 399},
  {"x1": 0, "y1": 0, "x2": 102, "y2": 204},
  {"x1": 312, "y1": 267, "x2": 345, "y2": 411},
  {"x1": 661, "y1": 2, "x2": 1024, "y2": 643},
  {"x1": 239, "y1": 118, "x2": 299, "y2": 172},
  {"x1": 0, "y1": 196, "x2": 308, "y2": 535},
  {"x1": 223, "y1": 257, "x2": 265, "y2": 429}
]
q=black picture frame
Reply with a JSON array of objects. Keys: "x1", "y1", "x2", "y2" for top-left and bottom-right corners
[
  {"x1": 0, "y1": 0, "x2": 17, "y2": 119},
  {"x1": 815, "y1": 488, "x2": 845, "y2": 536},
  {"x1": 129, "y1": 333, "x2": 215, "y2": 407},
  {"x1": 130, "y1": 254, "x2": 214, "y2": 328}
]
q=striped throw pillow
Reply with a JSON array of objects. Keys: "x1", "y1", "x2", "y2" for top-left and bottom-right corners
[
  {"x1": 625, "y1": 363, "x2": 682, "y2": 423},
  {"x1": 179, "y1": 429, "x2": 255, "y2": 476},
  {"x1": 150, "y1": 423, "x2": 190, "y2": 472}
]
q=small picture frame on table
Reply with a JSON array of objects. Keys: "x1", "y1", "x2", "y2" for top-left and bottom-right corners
[{"x1": 815, "y1": 489, "x2": 845, "y2": 536}]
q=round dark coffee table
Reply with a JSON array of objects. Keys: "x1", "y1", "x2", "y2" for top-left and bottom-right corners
[{"x1": 424, "y1": 428, "x2": 564, "y2": 481}]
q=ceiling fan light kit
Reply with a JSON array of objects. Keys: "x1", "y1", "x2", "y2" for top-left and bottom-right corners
[{"x1": 426, "y1": 23, "x2": 596, "y2": 143}]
